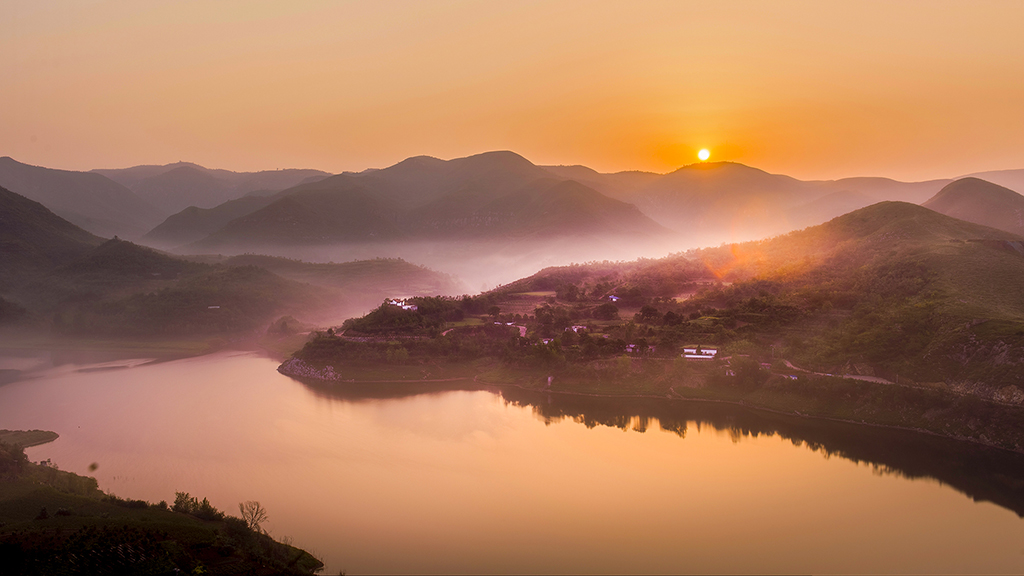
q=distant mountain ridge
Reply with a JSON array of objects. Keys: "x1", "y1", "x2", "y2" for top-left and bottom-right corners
[
  {"x1": 0, "y1": 157, "x2": 163, "y2": 239},
  {"x1": 142, "y1": 196, "x2": 278, "y2": 248},
  {"x1": 182, "y1": 151, "x2": 671, "y2": 252},
  {"x1": 94, "y1": 162, "x2": 332, "y2": 214},
  {"x1": 145, "y1": 151, "x2": 1006, "y2": 255},
  {"x1": 923, "y1": 177, "x2": 1024, "y2": 236}
]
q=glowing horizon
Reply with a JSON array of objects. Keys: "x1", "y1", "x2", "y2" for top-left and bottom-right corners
[{"x1": 3, "y1": 1, "x2": 1023, "y2": 182}]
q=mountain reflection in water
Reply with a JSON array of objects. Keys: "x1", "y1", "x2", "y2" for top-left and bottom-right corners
[{"x1": 303, "y1": 379, "x2": 1024, "y2": 518}]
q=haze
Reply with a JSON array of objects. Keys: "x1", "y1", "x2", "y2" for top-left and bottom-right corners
[
  {"x1": 5, "y1": 3, "x2": 1024, "y2": 574},
  {"x1": 3, "y1": 1, "x2": 1024, "y2": 181}
]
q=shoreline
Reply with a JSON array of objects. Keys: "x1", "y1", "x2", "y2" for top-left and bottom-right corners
[{"x1": 0, "y1": 429, "x2": 59, "y2": 448}]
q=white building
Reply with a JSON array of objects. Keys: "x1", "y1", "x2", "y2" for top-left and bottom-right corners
[{"x1": 683, "y1": 347, "x2": 718, "y2": 360}]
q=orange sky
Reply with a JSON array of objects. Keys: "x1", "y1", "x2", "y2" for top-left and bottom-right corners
[{"x1": 2, "y1": 1, "x2": 1023, "y2": 181}]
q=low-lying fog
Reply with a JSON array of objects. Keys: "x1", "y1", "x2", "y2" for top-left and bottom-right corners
[{"x1": 165, "y1": 233, "x2": 749, "y2": 295}]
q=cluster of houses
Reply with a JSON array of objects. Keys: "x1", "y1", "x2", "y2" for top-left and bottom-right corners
[{"x1": 387, "y1": 298, "x2": 418, "y2": 311}]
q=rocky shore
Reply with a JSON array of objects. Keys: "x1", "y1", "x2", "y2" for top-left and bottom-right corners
[{"x1": 278, "y1": 358, "x2": 342, "y2": 381}]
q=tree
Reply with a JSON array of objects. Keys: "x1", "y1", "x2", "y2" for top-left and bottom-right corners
[
  {"x1": 593, "y1": 303, "x2": 618, "y2": 320},
  {"x1": 488, "y1": 305, "x2": 501, "y2": 318},
  {"x1": 635, "y1": 305, "x2": 660, "y2": 324},
  {"x1": 239, "y1": 500, "x2": 268, "y2": 533}
]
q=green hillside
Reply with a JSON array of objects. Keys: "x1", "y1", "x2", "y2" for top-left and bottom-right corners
[
  {"x1": 285, "y1": 202, "x2": 1024, "y2": 451},
  {"x1": 0, "y1": 186, "x2": 103, "y2": 291},
  {"x1": 10, "y1": 239, "x2": 334, "y2": 337}
]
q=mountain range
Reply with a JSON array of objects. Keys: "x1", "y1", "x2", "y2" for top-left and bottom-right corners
[
  {"x1": 144, "y1": 152, "x2": 1021, "y2": 254},
  {"x1": 181, "y1": 151, "x2": 671, "y2": 252},
  {"x1": 6, "y1": 151, "x2": 1024, "y2": 292},
  {"x1": 0, "y1": 157, "x2": 163, "y2": 239},
  {"x1": 0, "y1": 185, "x2": 459, "y2": 335},
  {"x1": 94, "y1": 162, "x2": 332, "y2": 214}
]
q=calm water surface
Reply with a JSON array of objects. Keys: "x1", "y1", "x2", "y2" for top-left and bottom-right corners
[{"x1": 2, "y1": 351, "x2": 1024, "y2": 574}]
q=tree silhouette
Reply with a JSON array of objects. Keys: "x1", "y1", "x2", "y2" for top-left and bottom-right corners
[{"x1": 239, "y1": 500, "x2": 268, "y2": 532}]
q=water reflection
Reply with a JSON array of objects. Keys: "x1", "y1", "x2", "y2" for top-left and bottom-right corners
[{"x1": 301, "y1": 378, "x2": 1024, "y2": 518}]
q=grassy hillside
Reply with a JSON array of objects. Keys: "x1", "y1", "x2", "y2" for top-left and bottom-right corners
[
  {"x1": 0, "y1": 186, "x2": 103, "y2": 291},
  {"x1": 0, "y1": 440, "x2": 322, "y2": 575},
  {"x1": 501, "y1": 202, "x2": 1024, "y2": 386},
  {"x1": 11, "y1": 239, "x2": 335, "y2": 337}
]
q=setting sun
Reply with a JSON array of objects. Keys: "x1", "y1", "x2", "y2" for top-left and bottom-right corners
[{"x1": 698, "y1": 149, "x2": 711, "y2": 161}]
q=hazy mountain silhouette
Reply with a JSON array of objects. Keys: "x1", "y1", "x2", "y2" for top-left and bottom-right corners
[
  {"x1": 282, "y1": 150, "x2": 554, "y2": 208},
  {"x1": 540, "y1": 162, "x2": 953, "y2": 243},
  {"x1": 923, "y1": 177, "x2": 1024, "y2": 236},
  {"x1": 190, "y1": 186, "x2": 405, "y2": 250},
  {"x1": 0, "y1": 185, "x2": 103, "y2": 290},
  {"x1": 142, "y1": 195, "x2": 277, "y2": 248},
  {"x1": 183, "y1": 151, "x2": 669, "y2": 251},
  {"x1": 0, "y1": 157, "x2": 163, "y2": 239},
  {"x1": 133, "y1": 166, "x2": 239, "y2": 213},
  {"x1": 962, "y1": 169, "x2": 1024, "y2": 196},
  {"x1": 95, "y1": 162, "x2": 331, "y2": 213},
  {"x1": 541, "y1": 165, "x2": 662, "y2": 197}
]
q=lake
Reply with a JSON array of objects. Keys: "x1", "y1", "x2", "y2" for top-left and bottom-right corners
[{"x1": 2, "y1": 350, "x2": 1024, "y2": 574}]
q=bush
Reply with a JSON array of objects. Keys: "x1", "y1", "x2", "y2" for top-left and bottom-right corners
[{"x1": 0, "y1": 442, "x2": 28, "y2": 478}]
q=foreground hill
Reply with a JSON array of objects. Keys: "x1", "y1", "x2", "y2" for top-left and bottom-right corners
[
  {"x1": 923, "y1": 177, "x2": 1024, "y2": 236},
  {"x1": 502, "y1": 201, "x2": 1024, "y2": 388},
  {"x1": 95, "y1": 161, "x2": 331, "y2": 213},
  {"x1": 0, "y1": 440, "x2": 322, "y2": 574},
  {"x1": 0, "y1": 157, "x2": 164, "y2": 239},
  {"x1": 0, "y1": 186, "x2": 103, "y2": 290},
  {"x1": 283, "y1": 202, "x2": 1024, "y2": 452}
]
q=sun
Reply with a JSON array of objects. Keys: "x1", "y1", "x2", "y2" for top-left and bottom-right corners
[{"x1": 698, "y1": 149, "x2": 710, "y2": 161}]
